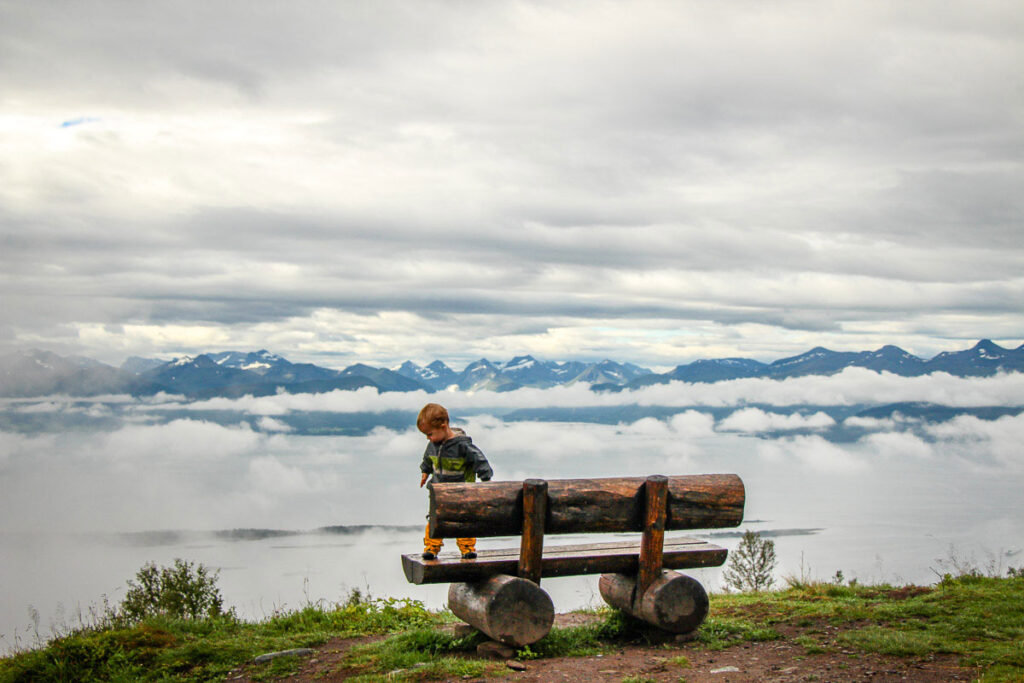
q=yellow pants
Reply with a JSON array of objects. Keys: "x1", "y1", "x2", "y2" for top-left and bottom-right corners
[{"x1": 424, "y1": 525, "x2": 476, "y2": 555}]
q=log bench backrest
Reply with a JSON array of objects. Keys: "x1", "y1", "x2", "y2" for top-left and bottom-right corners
[{"x1": 428, "y1": 473, "x2": 745, "y2": 539}]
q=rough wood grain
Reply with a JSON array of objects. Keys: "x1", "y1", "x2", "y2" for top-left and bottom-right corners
[
  {"x1": 447, "y1": 574, "x2": 554, "y2": 646},
  {"x1": 637, "y1": 475, "x2": 668, "y2": 597},
  {"x1": 428, "y1": 474, "x2": 744, "y2": 538},
  {"x1": 599, "y1": 569, "x2": 710, "y2": 633},
  {"x1": 518, "y1": 479, "x2": 547, "y2": 584},
  {"x1": 401, "y1": 536, "x2": 728, "y2": 584}
]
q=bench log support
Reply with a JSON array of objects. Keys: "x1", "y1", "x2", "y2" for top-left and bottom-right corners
[
  {"x1": 447, "y1": 574, "x2": 554, "y2": 647},
  {"x1": 599, "y1": 569, "x2": 709, "y2": 634}
]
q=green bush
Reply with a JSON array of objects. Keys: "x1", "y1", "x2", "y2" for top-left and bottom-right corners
[{"x1": 119, "y1": 559, "x2": 224, "y2": 622}]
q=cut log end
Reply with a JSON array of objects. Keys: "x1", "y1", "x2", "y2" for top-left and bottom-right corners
[
  {"x1": 448, "y1": 574, "x2": 554, "y2": 647},
  {"x1": 599, "y1": 569, "x2": 709, "y2": 634}
]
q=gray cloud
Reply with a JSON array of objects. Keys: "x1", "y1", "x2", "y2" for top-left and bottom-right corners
[{"x1": 1, "y1": 1, "x2": 1022, "y2": 366}]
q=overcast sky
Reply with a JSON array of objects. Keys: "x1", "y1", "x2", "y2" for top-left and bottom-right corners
[{"x1": 1, "y1": 1, "x2": 1022, "y2": 370}]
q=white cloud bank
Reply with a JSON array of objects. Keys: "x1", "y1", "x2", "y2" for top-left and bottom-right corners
[
  {"x1": 2, "y1": 397, "x2": 1023, "y2": 534},
  {"x1": 718, "y1": 409, "x2": 835, "y2": 433}
]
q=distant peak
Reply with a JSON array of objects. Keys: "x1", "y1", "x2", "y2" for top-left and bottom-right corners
[
  {"x1": 873, "y1": 345, "x2": 913, "y2": 356},
  {"x1": 503, "y1": 355, "x2": 538, "y2": 369}
]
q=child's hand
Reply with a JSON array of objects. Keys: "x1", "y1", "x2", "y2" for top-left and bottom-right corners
[{"x1": 420, "y1": 473, "x2": 429, "y2": 488}]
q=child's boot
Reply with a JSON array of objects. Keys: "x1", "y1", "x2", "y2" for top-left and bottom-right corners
[
  {"x1": 423, "y1": 524, "x2": 442, "y2": 560},
  {"x1": 457, "y1": 537, "x2": 477, "y2": 560}
]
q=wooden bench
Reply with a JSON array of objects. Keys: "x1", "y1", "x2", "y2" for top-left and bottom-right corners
[{"x1": 401, "y1": 473, "x2": 745, "y2": 646}]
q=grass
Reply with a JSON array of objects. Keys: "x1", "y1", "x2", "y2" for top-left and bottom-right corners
[
  {"x1": 0, "y1": 592, "x2": 444, "y2": 682},
  {"x1": 333, "y1": 607, "x2": 648, "y2": 680},
  {"x1": 3, "y1": 574, "x2": 1023, "y2": 682},
  {"x1": 709, "y1": 573, "x2": 1024, "y2": 681}
]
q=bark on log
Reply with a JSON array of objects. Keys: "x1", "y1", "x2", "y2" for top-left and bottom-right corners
[
  {"x1": 429, "y1": 474, "x2": 744, "y2": 538},
  {"x1": 448, "y1": 574, "x2": 554, "y2": 646},
  {"x1": 599, "y1": 570, "x2": 709, "y2": 634}
]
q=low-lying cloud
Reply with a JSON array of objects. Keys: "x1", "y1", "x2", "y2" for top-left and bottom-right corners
[
  {"x1": 2, "y1": 388, "x2": 1023, "y2": 534},
  {"x1": 718, "y1": 408, "x2": 835, "y2": 433}
]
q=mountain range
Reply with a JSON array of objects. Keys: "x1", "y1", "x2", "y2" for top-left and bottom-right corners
[{"x1": 1, "y1": 340, "x2": 1021, "y2": 399}]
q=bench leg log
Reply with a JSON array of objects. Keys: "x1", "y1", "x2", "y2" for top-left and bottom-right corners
[
  {"x1": 448, "y1": 574, "x2": 554, "y2": 647},
  {"x1": 599, "y1": 569, "x2": 709, "y2": 634}
]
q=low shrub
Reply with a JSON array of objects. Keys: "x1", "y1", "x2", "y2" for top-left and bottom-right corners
[{"x1": 119, "y1": 559, "x2": 224, "y2": 623}]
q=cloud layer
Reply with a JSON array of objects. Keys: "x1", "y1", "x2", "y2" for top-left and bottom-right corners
[
  {"x1": 2, "y1": 402, "x2": 1023, "y2": 534},
  {"x1": 2, "y1": 370, "x2": 1023, "y2": 534},
  {"x1": 1, "y1": 1, "x2": 1022, "y2": 366}
]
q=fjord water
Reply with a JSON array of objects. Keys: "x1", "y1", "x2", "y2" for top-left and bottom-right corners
[{"x1": 3, "y1": 418, "x2": 1022, "y2": 651}]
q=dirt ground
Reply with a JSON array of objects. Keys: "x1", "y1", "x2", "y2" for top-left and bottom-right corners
[{"x1": 231, "y1": 614, "x2": 981, "y2": 682}]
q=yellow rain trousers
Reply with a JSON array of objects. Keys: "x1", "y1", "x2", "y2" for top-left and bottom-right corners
[{"x1": 423, "y1": 525, "x2": 476, "y2": 555}]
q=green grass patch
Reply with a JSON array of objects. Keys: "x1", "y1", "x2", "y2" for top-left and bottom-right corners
[
  {"x1": 5, "y1": 573, "x2": 1023, "y2": 682},
  {"x1": 837, "y1": 627, "x2": 963, "y2": 657},
  {"x1": 0, "y1": 594, "x2": 446, "y2": 683},
  {"x1": 794, "y1": 635, "x2": 828, "y2": 655},
  {"x1": 708, "y1": 574, "x2": 1024, "y2": 678},
  {"x1": 669, "y1": 654, "x2": 691, "y2": 667},
  {"x1": 694, "y1": 616, "x2": 781, "y2": 650},
  {"x1": 341, "y1": 627, "x2": 498, "y2": 681}
]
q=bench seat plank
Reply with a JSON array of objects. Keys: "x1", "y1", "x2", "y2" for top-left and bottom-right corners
[{"x1": 401, "y1": 536, "x2": 727, "y2": 585}]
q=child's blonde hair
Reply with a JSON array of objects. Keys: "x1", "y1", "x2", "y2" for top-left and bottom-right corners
[{"x1": 417, "y1": 403, "x2": 449, "y2": 432}]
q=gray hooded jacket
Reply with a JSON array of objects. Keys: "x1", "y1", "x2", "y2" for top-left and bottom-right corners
[{"x1": 420, "y1": 428, "x2": 493, "y2": 484}]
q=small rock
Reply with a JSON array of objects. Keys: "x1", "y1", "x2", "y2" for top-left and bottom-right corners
[
  {"x1": 477, "y1": 640, "x2": 516, "y2": 660},
  {"x1": 506, "y1": 660, "x2": 527, "y2": 671},
  {"x1": 710, "y1": 666, "x2": 740, "y2": 674}
]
